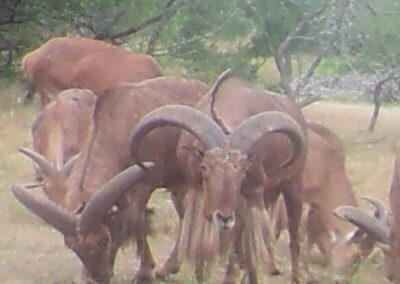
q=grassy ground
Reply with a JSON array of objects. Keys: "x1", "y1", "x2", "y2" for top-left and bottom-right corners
[{"x1": 0, "y1": 84, "x2": 397, "y2": 283}]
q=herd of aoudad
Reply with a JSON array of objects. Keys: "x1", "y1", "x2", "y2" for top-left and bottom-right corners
[{"x1": 11, "y1": 36, "x2": 399, "y2": 284}]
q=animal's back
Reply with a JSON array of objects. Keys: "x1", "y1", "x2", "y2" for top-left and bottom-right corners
[
  {"x1": 196, "y1": 76, "x2": 306, "y2": 131},
  {"x1": 32, "y1": 89, "x2": 96, "y2": 169},
  {"x1": 75, "y1": 77, "x2": 209, "y2": 202},
  {"x1": 303, "y1": 122, "x2": 357, "y2": 236},
  {"x1": 21, "y1": 37, "x2": 163, "y2": 106}
]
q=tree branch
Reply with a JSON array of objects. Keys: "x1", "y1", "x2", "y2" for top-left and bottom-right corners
[
  {"x1": 97, "y1": 1, "x2": 180, "y2": 41},
  {"x1": 146, "y1": 0, "x2": 184, "y2": 55},
  {"x1": 294, "y1": 0, "x2": 350, "y2": 96},
  {"x1": 277, "y1": 4, "x2": 328, "y2": 59},
  {"x1": 154, "y1": 18, "x2": 231, "y2": 57},
  {"x1": 0, "y1": 0, "x2": 22, "y2": 26},
  {"x1": 274, "y1": 3, "x2": 328, "y2": 97}
]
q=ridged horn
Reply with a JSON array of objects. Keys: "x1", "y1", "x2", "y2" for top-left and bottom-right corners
[
  {"x1": 60, "y1": 154, "x2": 79, "y2": 178},
  {"x1": 209, "y1": 69, "x2": 237, "y2": 135},
  {"x1": 79, "y1": 162, "x2": 154, "y2": 235},
  {"x1": 19, "y1": 148, "x2": 56, "y2": 177},
  {"x1": 12, "y1": 184, "x2": 77, "y2": 235},
  {"x1": 362, "y1": 196, "x2": 389, "y2": 223},
  {"x1": 130, "y1": 105, "x2": 226, "y2": 167},
  {"x1": 334, "y1": 206, "x2": 390, "y2": 244},
  {"x1": 229, "y1": 111, "x2": 306, "y2": 167}
]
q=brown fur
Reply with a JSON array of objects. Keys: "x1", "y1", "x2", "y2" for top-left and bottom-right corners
[
  {"x1": 15, "y1": 77, "x2": 209, "y2": 284},
  {"x1": 388, "y1": 153, "x2": 400, "y2": 282},
  {"x1": 32, "y1": 89, "x2": 96, "y2": 181},
  {"x1": 158, "y1": 74, "x2": 308, "y2": 283},
  {"x1": 271, "y1": 122, "x2": 368, "y2": 280},
  {"x1": 21, "y1": 37, "x2": 163, "y2": 107},
  {"x1": 336, "y1": 153, "x2": 400, "y2": 282}
]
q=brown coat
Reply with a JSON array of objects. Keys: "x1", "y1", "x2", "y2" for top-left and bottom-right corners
[{"x1": 22, "y1": 37, "x2": 163, "y2": 107}]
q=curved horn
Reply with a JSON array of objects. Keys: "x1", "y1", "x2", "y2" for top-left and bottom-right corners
[
  {"x1": 130, "y1": 105, "x2": 225, "y2": 167},
  {"x1": 334, "y1": 206, "x2": 390, "y2": 244},
  {"x1": 22, "y1": 182, "x2": 44, "y2": 189},
  {"x1": 60, "y1": 154, "x2": 79, "y2": 178},
  {"x1": 11, "y1": 184, "x2": 77, "y2": 235},
  {"x1": 229, "y1": 111, "x2": 306, "y2": 167},
  {"x1": 209, "y1": 69, "x2": 236, "y2": 135},
  {"x1": 19, "y1": 148, "x2": 56, "y2": 177},
  {"x1": 79, "y1": 162, "x2": 154, "y2": 235},
  {"x1": 362, "y1": 196, "x2": 389, "y2": 222}
]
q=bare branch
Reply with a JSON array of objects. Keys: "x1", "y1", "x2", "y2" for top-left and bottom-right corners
[
  {"x1": 0, "y1": 0, "x2": 23, "y2": 26},
  {"x1": 154, "y1": 18, "x2": 231, "y2": 57},
  {"x1": 368, "y1": 71, "x2": 399, "y2": 132},
  {"x1": 365, "y1": 2, "x2": 378, "y2": 17},
  {"x1": 299, "y1": 93, "x2": 324, "y2": 107},
  {"x1": 245, "y1": 0, "x2": 274, "y2": 56},
  {"x1": 277, "y1": 4, "x2": 328, "y2": 59},
  {"x1": 97, "y1": 1, "x2": 180, "y2": 41},
  {"x1": 274, "y1": 3, "x2": 329, "y2": 98},
  {"x1": 294, "y1": 1, "x2": 350, "y2": 96},
  {"x1": 146, "y1": 0, "x2": 184, "y2": 55}
]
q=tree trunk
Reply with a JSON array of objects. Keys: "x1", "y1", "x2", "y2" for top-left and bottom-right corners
[{"x1": 368, "y1": 94, "x2": 380, "y2": 132}]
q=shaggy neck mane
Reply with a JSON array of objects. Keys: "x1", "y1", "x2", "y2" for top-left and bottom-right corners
[{"x1": 179, "y1": 189, "x2": 220, "y2": 267}]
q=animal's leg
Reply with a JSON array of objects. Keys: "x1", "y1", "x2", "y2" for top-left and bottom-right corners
[
  {"x1": 194, "y1": 260, "x2": 205, "y2": 283},
  {"x1": 261, "y1": 205, "x2": 281, "y2": 276},
  {"x1": 282, "y1": 183, "x2": 317, "y2": 284},
  {"x1": 222, "y1": 252, "x2": 241, "y2": 284},
  {"x1": 264, "y1": 234, "x2": 281, "y2": 275},
  {"x1": 132, "y1": 185, "x2": 156, "y2": 284},
  {"x1": 305, "y1": 207, "x2": 332, "y2": 267},
  {"x1": 271, "y1": 196, "x2": 287, "y2": 241},
  {"x1": 155, "y1": 187, "x2": 186, "y2": 279},
  {"x1": 247, "y1": 185, "x2": 280, "y2": 278},
  {"x1": 39, "y1": 87, "x2": 53, "y2": 108}
]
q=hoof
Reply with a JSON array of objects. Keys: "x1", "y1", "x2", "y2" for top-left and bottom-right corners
[
  {"x1": 270, "y1": 268, "x2": 282, "y2": 276},
  {"x1": 155, "y1": 266, "x2": 179, "y2": 280}
]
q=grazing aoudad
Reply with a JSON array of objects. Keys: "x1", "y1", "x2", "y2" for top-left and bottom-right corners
[
  {"x1": 21, "y1": 37, "x2": 163, "y2": 107},
  {"x1": 29, "y1": 88, "x2": 96, "y2": 183},
  {"x1": 272, "y1": 122, "x2": 378, "y2": 280},
  {"x1": 130, "y1": 69, "x2": 308, "y2": 283},
  {"x1": 12, "y1": 76, "x2": 209, "y2": 284},
  {"x1": 335, "y1": 152, "x2": 400, "y2": 283}
]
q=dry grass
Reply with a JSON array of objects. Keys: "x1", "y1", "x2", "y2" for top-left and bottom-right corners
[{"x1": 0, "y1": 86, "x2": 398, "y2": 283}]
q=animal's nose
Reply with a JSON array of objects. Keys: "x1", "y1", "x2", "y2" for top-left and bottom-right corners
[{"x1": 215, "y1": 211, "x2": 235, "y2": 228}]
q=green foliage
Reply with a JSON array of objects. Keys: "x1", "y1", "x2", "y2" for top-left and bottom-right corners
[
  {"x1": 1, "y1": 0, "x2": 400, "y2": 91},
  {"x1": 315, "y1": 57, "x2": 350, "y2": 77},
  {"x1": 342, "y1": 1, "x2": 400, "y2": 71}
]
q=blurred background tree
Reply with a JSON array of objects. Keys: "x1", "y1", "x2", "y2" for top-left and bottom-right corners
[{"x1": 2, "y1": 0, "x2": 400, "y2": 125}]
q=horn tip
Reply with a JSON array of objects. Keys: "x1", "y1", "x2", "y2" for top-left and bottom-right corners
[
  {"x1": 334, "y1": 206, "x2": 353, "y2": 220},
  {"x1": 361, "y1": 196, "x2": 373, "y2": 202},
  {"x1": 18, "y1": 147, "x2": 29, "y2": 154},
  {"x1": 139, "y1": 161, "x2": 155, "y2": 171}
]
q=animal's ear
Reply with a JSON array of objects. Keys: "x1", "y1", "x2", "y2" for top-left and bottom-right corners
[{"x1": 182, "y1": 146, "x2": 204, "y2": 162}]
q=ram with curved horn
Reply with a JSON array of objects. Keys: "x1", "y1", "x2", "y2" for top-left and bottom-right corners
[
  {"x1": 334, "y1": 152, "x2": 400, "y2": 282},
  {"x1": 12, "y1": 76, "x2": 210, "y2": 284},
  {"x1": 22, "y1": 36, "x2": 163, "y2": 107},
  {"x1": 30, "y1": 88, "x2": 96, "y2": 185},
  {"x1": 130, "y1": 70, "x2": 309, "y2": 283},
  {"x1": 271, "y1": 122, "x2": 384, "y2": 281}
]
